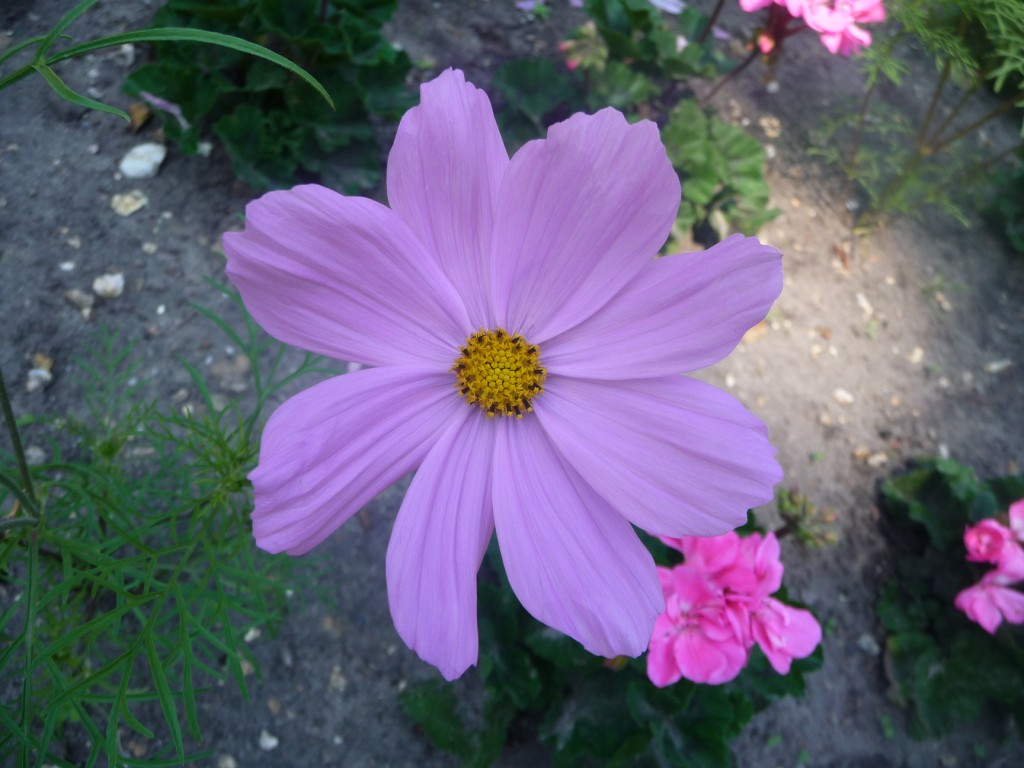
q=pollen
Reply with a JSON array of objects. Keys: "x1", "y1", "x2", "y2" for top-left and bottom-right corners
[{"x1": 452, "y1": 328, "x2": 546, "y2": 418}]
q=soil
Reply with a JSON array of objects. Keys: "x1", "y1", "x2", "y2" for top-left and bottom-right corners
[{"x1": 2, "y1": 1, "x2": 1024, "y2": 767}]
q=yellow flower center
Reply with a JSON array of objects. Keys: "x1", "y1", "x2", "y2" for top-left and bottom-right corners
[{"x1": 452, "y1": 328, "x2": 546, "y2": 418}]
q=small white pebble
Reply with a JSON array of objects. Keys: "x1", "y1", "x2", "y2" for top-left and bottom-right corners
[
  {"x1": 92, "y1": 272, "x2": 125, "y2": 299},
  {"x1": 724, "y1": 374, "x2": 737, "y2": 389},
  {"x1": 59, "y1": 261, "x2": 75, "y2": 272},
  {"x1": 258, "y1": 729, "x2": 279, "y2": 751},
  {"x1": 156, "y1": 304, "x2": 166, "y2": 315},
  {"x1": 832, "y1": 388, "x2": 855, "y2": 406}
]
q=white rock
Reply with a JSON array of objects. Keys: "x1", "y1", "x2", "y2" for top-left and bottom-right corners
[
  {"x1": 832, "y1": 388, "x2": 855, "y2": 406},
  {"x1": 258, "y1": 729, "x2": 279, "y2": 751},
  {"x1": 985, "y1": 359, "x2": 1013, "y2": 374},
  {"x1": 908, "y1": 347, "x2": 924, "y2": 365},
  {"x1": 119, "y1": 143, "x2": 167, "y2": 179},
  {"x1": 26, "y1": 368, "x2": 53, "y2": 393},
  {"x1": 93, "y1": 272, "x2": 125, "y2": 299},
  {"x1": 111, "y1": 190, "x2": 148, "y2": 216}
]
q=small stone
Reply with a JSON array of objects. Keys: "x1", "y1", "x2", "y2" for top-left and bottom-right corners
[
  {"x1": 171, "y1": 387, "x2": 189, "y2": 404},
  {"x1": 244, "y1": 627, "x2": 262, "y2": 643},
  {"x1": 87, "y1": 143, "x2": 100, "y2": 155},
  {"x1": 33, "y1": 353, "x2": 53, "y2": 371},
  {"x1": 258, "y1": 729, "x2": 279, "y2": 751},
  {"x1": 934, "y1": 291, "x2": 952, "y2": 312},
  {"x1": 867, "y1": 452, "x2": 888, "y2": 468},
  {"x1": 59, "y1": 261, "x2": 75, "y2": 271},
  {"x1": 25, "y1": 368, "x2": 53, "y2": 393},
  {"x1": 267, "y1": 697, "x2": 282, "y2": 716},
  {"x1": 127, "y1": 737, "x2": 148, "y2": 758},
  {"x1": 111, "y1": 190, "x2": 148, "y2": 216},
  {"x1": 24, "y1": 445, "x2": 46, "y2": 465},
  {"x1": 92, "y1": 272, "x2": 125, "y2": 299},
  {"x1": 724, "y1": 374, "x2": 737, "y2": 389},
  {"x1": 908, "y1": 347, "x2": 924, "y2": 365},
  {"x1": 855, "y1": 292, "x2": 873, "y2": 320},
  {"x1": 329, "y1": 665, "x2": 348, "y2": 692},
  {"x1": 938, "y1": 443, "x2": 950, "y2": 459},
  {"x1": 857, "y1": 633, "x2": 880, "y2": 656},
  {"x1": 280, "y1": 646, "x2": 294, "y2": 668},
  {"x1": 217, "y1": 757, "x2": 237, "y2": 768},
  {"x1": 64, "y1": 288, "x2": 95, "y2": 319},
  {"x1": 852, "y1": 446, "x2": 871, "y2": 461},
  {"x1": 832, "y1": 388, "x2": 855, "y2": 406},
  {"x1": 985, "y1": 359, "x2": 1012, "y2": 374},
  {"x1": 118, "y1": 143, "x2": 167, "y2": 179},
  {"x1": 66, "y1": 235, "x2": 81, "y2": 249},
  {"x1": 142, "y1": 241, "x2": 158, "y2": 254}
]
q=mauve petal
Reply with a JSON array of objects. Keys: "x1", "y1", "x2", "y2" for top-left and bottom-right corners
[
  {"x1": 535, "y1": 376, "x2": 781, "y2": 537},
  {"x1": 992, "y1": 585, "x2": 1024, "y2": 626},
  {"x1": 225, "y1": 185, "x2": 470, "y2": 367},
  {"x1": 386, "y1": 410, "x2": 496, "y2": 680},
  {"x1": 491, "y1": 109, "x2": 680, "y2": 340},
  {"x1": 251, "y1": 366, "x2": 462, "y2": 555},
  {"x1": 492, "y1": 417, "x2": 663, "y2": 658},
  {"x1": 674, "y1": 628, "x2": 747, "y2": 685},
  {"x1": 387, "y1": 69, "x2": 508, "y2": 325},
  {"x1": 542, "y1": 235, "x2": 782, "y2": 378}
]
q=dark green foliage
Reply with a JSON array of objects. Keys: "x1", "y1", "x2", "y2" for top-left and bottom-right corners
[
  {"x1": 125, "y1": 0, "x2": 411, "y2": 191},
  {"x1": 987, "y1": 161, "x2": 1024, "y2": 254},
  {"x1": 400, "y1": 538, "x2": 821, "y2": 767},
  {"x1": 662, "y1": 99, "x2": 778, "y2": 240},
  {"x1": 877, "y1": 458, "x2": 1024, "y2": 739},
  {"x1": 0, "y1": 288, "x2": 333, "y2": 767},
  {"x1": 492, "y1": 58, "x2": 585, "y2": 151}
]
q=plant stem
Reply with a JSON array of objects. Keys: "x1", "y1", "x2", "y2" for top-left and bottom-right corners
[
  {"x1": 930, "y1": 97, "x2": 1024, "y2": 155},
  {"x1": 699, "y1": 46, "x2": 759, "y2": 107},
  {"x1": 698, "y1": 0, "x2": 726, "y2": 46},
  {"x1": 845, "y1": 80, "x2": 877, "y2": 174},
  {"x1": 0, "y1": 516, "x2": 39, "y2": 532},
  {"x1": 916, "y1": 57, "x2": 950, "y2": 150},
  {"x1": 0, "y1": 365, "x2": 37, "y2": 508}
]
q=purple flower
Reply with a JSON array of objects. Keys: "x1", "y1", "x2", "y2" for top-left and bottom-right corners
[{"x1": 224, "y1": 69, "x2": 782, "y2": 680}]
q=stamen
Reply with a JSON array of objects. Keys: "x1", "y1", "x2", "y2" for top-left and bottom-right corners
[{"x1": 451, "y1": 327, "x2": 547, "y2": 418}]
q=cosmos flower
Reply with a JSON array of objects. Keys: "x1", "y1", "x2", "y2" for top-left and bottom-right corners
[{"x1": 224, "y1": 69, "x2": 782, "y2": 680}]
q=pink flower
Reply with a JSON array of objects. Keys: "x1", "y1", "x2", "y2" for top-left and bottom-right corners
[
  {"x1": 648, "y1": 566, "x2": 749, "y2": 686},
  {"x1": 739, "y1": 0, "x2": 775, "y2": 11},
  {"x1": 805, "y1": 0, "x2": 886, "y2": 57},
  {"x1": 954, "y1": 577, "x2": 1024, "y2": 635},
  {"x1": 749, "y1": 597, "x2": 822, "y2": 673},
  {"x1": 1010, "y1": 499, "x2": 1024, "y2": 543},
  {"x1": 964, "y1": 519, "x2": 1016, "y2": 564},
  {"x1": 224, "y1": 69, "x2": 782, "y2": 680}
]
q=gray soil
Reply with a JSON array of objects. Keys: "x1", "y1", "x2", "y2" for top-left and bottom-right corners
[{"x1": 2, "y1": 1, "x2": 1023, "y2": 767}]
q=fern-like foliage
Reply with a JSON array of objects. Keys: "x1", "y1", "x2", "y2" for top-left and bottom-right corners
[{"x1": 0, "y1": 286, "x2": 333, "y2": 767}]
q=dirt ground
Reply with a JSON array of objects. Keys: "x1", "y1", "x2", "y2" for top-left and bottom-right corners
[{"x1": 2, "y1": 1, "x2": 1023, "y2": 766}]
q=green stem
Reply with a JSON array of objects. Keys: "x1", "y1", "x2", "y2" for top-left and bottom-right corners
[
  {"x1": 928, "y1": 78, "x2": 980, "y2": 147},
  {"x1": 916, "y1": 57, "x2": 950, "y2": 150},
  {"x1": 0, "y1": 516, "x2": 39, "y2": 532},
  {"x1": 698, "y1": 0, "x2": 726, "y2": 46},
  {"x1": 18, "y1": 531, "x2": 40, "y2": 768},
  {"x1": 0, "y1": 365, "x2": 37, "y2": 509},
  {"x1": 845, "y1": 80, "x2": 877, "y2": 175},
  {"x1": 699, "y1": 45, "x2": 759, "y2": 107},
  {"x1": 929, "y1": 97, "x2": 1024, "y2": 155}
]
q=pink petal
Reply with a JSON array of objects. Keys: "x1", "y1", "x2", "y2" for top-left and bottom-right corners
[
  {"x1": 491, "y1": 417, "x2": 663, "y2": 658},
  {"x1": 387, "y1": 69, "x2": 509, "y2": 326},
  {"x1": 542, "y1": 235, "x2": 782, "y2": 378},
  {"x1": 251, "y1": 366, "x2": 462, "y2": 555},
  {"x1": 752, "y1": 599, "x2": 821, "y2": 674},
  {"x1": 673, "y1": 626, "x2": 748, "y2": 685},
  {"x1": 647, "y1": 622, "x2": 683, "y2": 688},
  {"x1": 535, "y1": 376, "x2": 781, "y2": 537},
  {"x1": 225, "y1": 185, "x2": 471, "y2": 367},
  {"x1": 491, "y1": 109, "x2": 680, "y2": 341},
  {"x1": 1009, "y1": 499, "x2": 1024, "y2": 542},
  {"x1": 991, "y1": 584, "x2": 1024, "y2": 626},
  {"x1": 955, "y1": 583, "x2": 1002, "y2": 635},
  {"x1": 387, "y1": 410, "x2": 496, "y2": 680}
]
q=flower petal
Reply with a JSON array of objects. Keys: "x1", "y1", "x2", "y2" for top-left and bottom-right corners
[
  {"x1": 535, "y1": 375, "x2": 781, "y2": 537},
  {"x1": 225, "y1": 185, "x2": 471, "y2": 367},
  {"x1": 251, "y1": 366, "x2": 462, "y2": 555},
  {"x1": 386, "y1": 410, "x2": 496, "y2": 680},
  {"x1": 491, "y1": 417, "x2": 663, "y2": 658},
  {"x1": 387, "y1": 69, "x2": 509, "y2": 326},
  {"x1": 542, "y1": 235, "x2": 782, "y2": 378},
  {"x1": 491, "y1": 109, "x2": 680, "y2": 340}
]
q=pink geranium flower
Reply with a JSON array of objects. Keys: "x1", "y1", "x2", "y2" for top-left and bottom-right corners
[
  {"x1": 804, "y1": 0, "x2": 885, "y2": 57},
  {"x1": 1010, "y1": 499, "x2": 1024, "y2": 542},
  {"x1": 648, "y1": 566, "x2": 749, "y2": 686},
  {"x1": 955, "y1": 576, "x2": 1024, "y2": 635},
  {"x1": 963, "y1": 519, "x2": 1016, "y2": 564},
  {"x1": 224, "y1": 69, "x2": 782, "y2": 680},
  {"x1": 749, "y1": 597, "x2": 822, "y2": 673}
]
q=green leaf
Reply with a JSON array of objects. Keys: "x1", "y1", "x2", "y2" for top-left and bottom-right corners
[
  {"x1": 49, "y1": 28, "x2": 334, "y2": 109},
  {"x1": 32, "y1": 61, "x2": 129, "y2": 120},
  {"x1": 398, "y1": 680, "x2": 473, "y2": 761}
]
